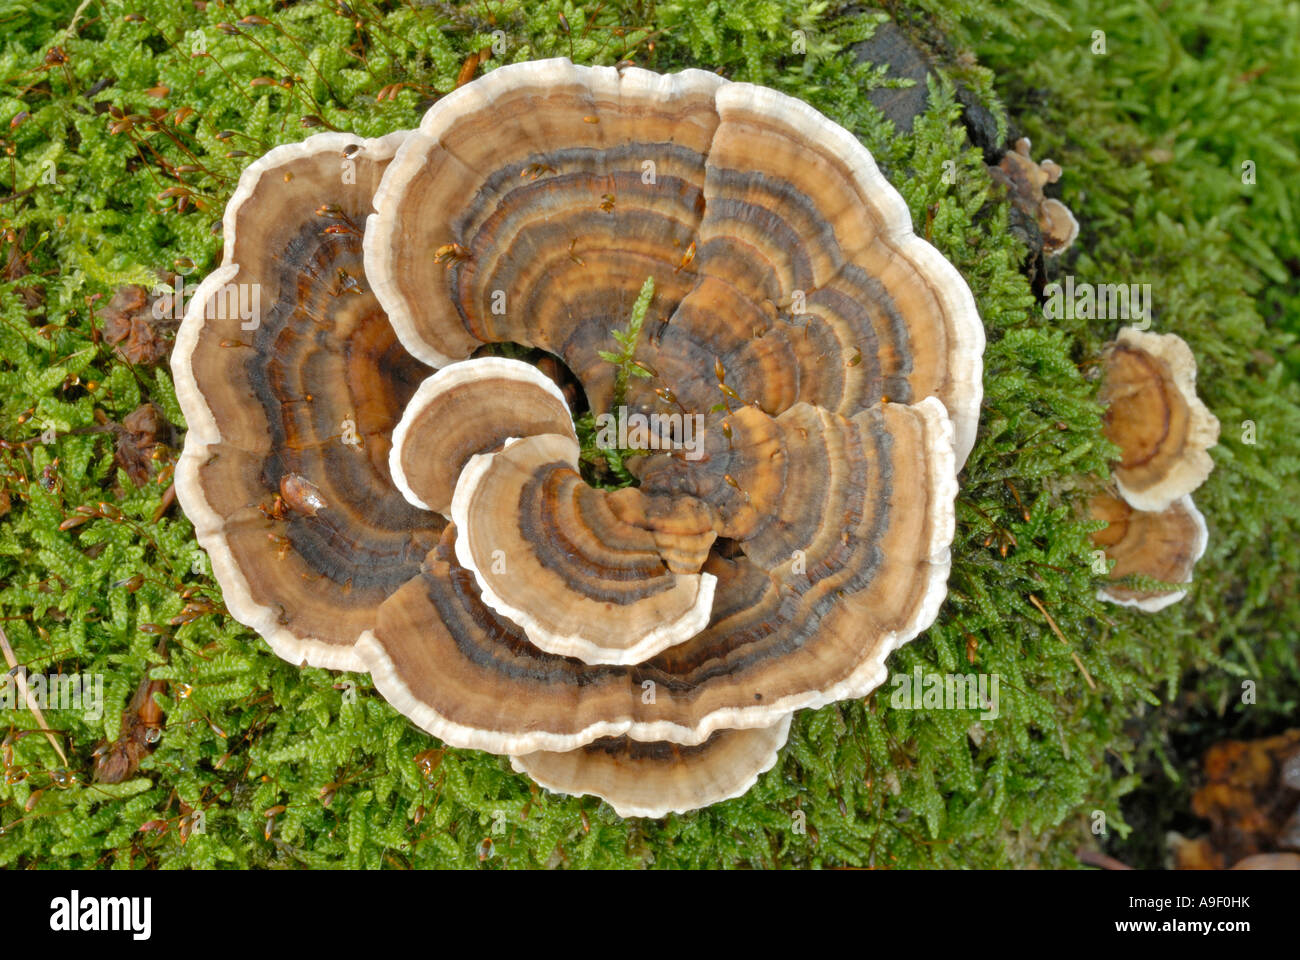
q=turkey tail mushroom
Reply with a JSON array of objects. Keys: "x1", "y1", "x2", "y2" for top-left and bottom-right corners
[
  {"x1": 389, "y1": 356, "x2": 577, "y2": 517},
  {"x1": 171, "y1": 131, "x2": 443, "y2": 670},
  {"x1": 1100, "y1": 326, "x2": 1220, "y2": 512},
  {"x1": 365, "y1": 59, "x2": 984, "y2": 467},
  {"x1": 1087, "y1": 328, "x2": 1218, "y2": 612},
  {"x1": 450, "y1": 432, "x2": 720, "y2": 665},
  {"x1": 511, "y1": 715, "x2": 793, "y2": 819},
  {"x1": 1089, "y1": 491, "x2": 1208, "y2": 612},
  {"x1": 175, "y1": 60, "x2": 986, "y2": 817},
  {"x1": 357, "y1": 397, "x2": 955, "y2": 752},
  {"x1": 989, "y1": 137, "x2": 1079, "y2": 256}
]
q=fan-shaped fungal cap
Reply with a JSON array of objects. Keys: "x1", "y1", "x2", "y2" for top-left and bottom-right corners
[
  {"x1": 511, "y1": 714, "x2": 792, "y2": 819},
  {"x1": 365, "y1": 58, "x2": 984, "y2": 467},
  {"x1": 1039, "y1": 199, "x2": 1080, "y2": 256},
  {"x1": 1089, "y1": 491, "x2": 1208, "y2": 611},
  {"x1": 450, "y1": 432, "x2": 719, "y2": 664},
  {"x1": 358, "y1": 396, "x2": 955, "y2": 754},
  {"x1": 172, "y1": 131, "x2": 442, "y2": 670},
  {"x1": 389, "y1": 356, "x2": 576, "y2": 516},
  {"x1": 1100, "y1": 326, "x2": 1220, "y2": 511}
]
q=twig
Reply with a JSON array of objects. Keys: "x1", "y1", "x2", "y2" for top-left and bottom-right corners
[
  {"x1": 1075, "y1": 847, "x2": 1132, "y2": 870},
  {"x1": 0, "y1": 625, "x2": 70, "y2": 765},
  {"x1": 66, "y1": 0, "x2": 93, "y2": 35},
  {"x1": 1028, "y1": 594, "x2": 1097, "y2": 690}
]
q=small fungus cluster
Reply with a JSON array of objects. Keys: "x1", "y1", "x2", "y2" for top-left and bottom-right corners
[
  {"x1": 1090, "y1": 326, "x2": 1220, "y2": 611},
  {"x1": 989, "y1": 137, "x2": 1079, "y2": 256},
  {"x1": 173, "y1": 60, "x2": 985, "y2": 816}
]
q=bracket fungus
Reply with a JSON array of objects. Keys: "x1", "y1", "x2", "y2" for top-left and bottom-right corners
[
  {"x1": 174, "y1": 60, "x2": 985, "y2": 817},
  {"x1": 989, "y1": 137, "x2": 1079, "y2": 256},
  {"x1": 511, "y1": 716, "x2": 794, "y2": 821},
  {"x1": 1089, "y1": 327, "x2": 1218, "y2": 611},
  {"x1": 1099, "y1": 326, "x2": 1220, "y2": 512},
  {"x1": 366, "y1": 59, "x2": 985, "y2": 466},
  {"x1": 448, "y1": 431, "x2": 719, "y2": 665},
  {"x1": 389, "y1": 356, "x2": 577, "y2": 517},
  {"x1": 172, "y1": 131, "x2": 444, "y2": 672},
  {"x1": 1089, "y1": 491, "x2": 1208, "y2": 611}
]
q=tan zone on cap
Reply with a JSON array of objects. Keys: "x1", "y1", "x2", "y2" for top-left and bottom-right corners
[
  {"x1": 173, "y1": 58, "x2": 986, "y2": 816},
  {"x1": 171, "y1": 131, "x2": 442, "y2": 671},
  {"x1": 1089, "y1": 490, "x2": 1208, "y2": 612},
  {"x1": 1100, "y1": 326, "x2": 1220, "y2": 512}
]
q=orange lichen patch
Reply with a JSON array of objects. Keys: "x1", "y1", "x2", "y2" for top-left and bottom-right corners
[
  {"x1": 987, "y1": 138, "x2": 1078, "y2": 255},
  {"x1": 1170, "y1": 730, "x2": 1300, "y2": 870},
  {"x1": 1100, "y1": 327, "x2": 1220, "y2": 511},
  {"x1": 1089, "y1": 491, "x2": 1207, "y2": 611}
]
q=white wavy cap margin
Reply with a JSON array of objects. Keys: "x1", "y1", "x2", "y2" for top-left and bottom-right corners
[
  {"x1": 365, "y1": 57, "x2": 985, "y2": 468},
  {"x1": 171, "y1": 131, "x2": 409, "y2": 672}
]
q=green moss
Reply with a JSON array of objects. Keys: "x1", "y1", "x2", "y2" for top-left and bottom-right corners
[{"x1": 0, "y1": 0, "x2": 1295, "y2": 869}]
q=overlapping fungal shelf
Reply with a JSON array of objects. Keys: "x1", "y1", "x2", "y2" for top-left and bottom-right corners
[
  {"x1": 1090, "y1": 326, "x2": 1220, "y2": 611},
  {"x1": 1089, "y1": 491, "x2": 1208, "y2": 611},
  {"x1": 173, "y1": 59, "x2": 985, "y2": 817},
  {"x1": 172, "y1": 131, "x2": 443, "y2": 672},
  {"x1": 1099, "y1": 327, "x2": 1220, "y2": 513}
]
